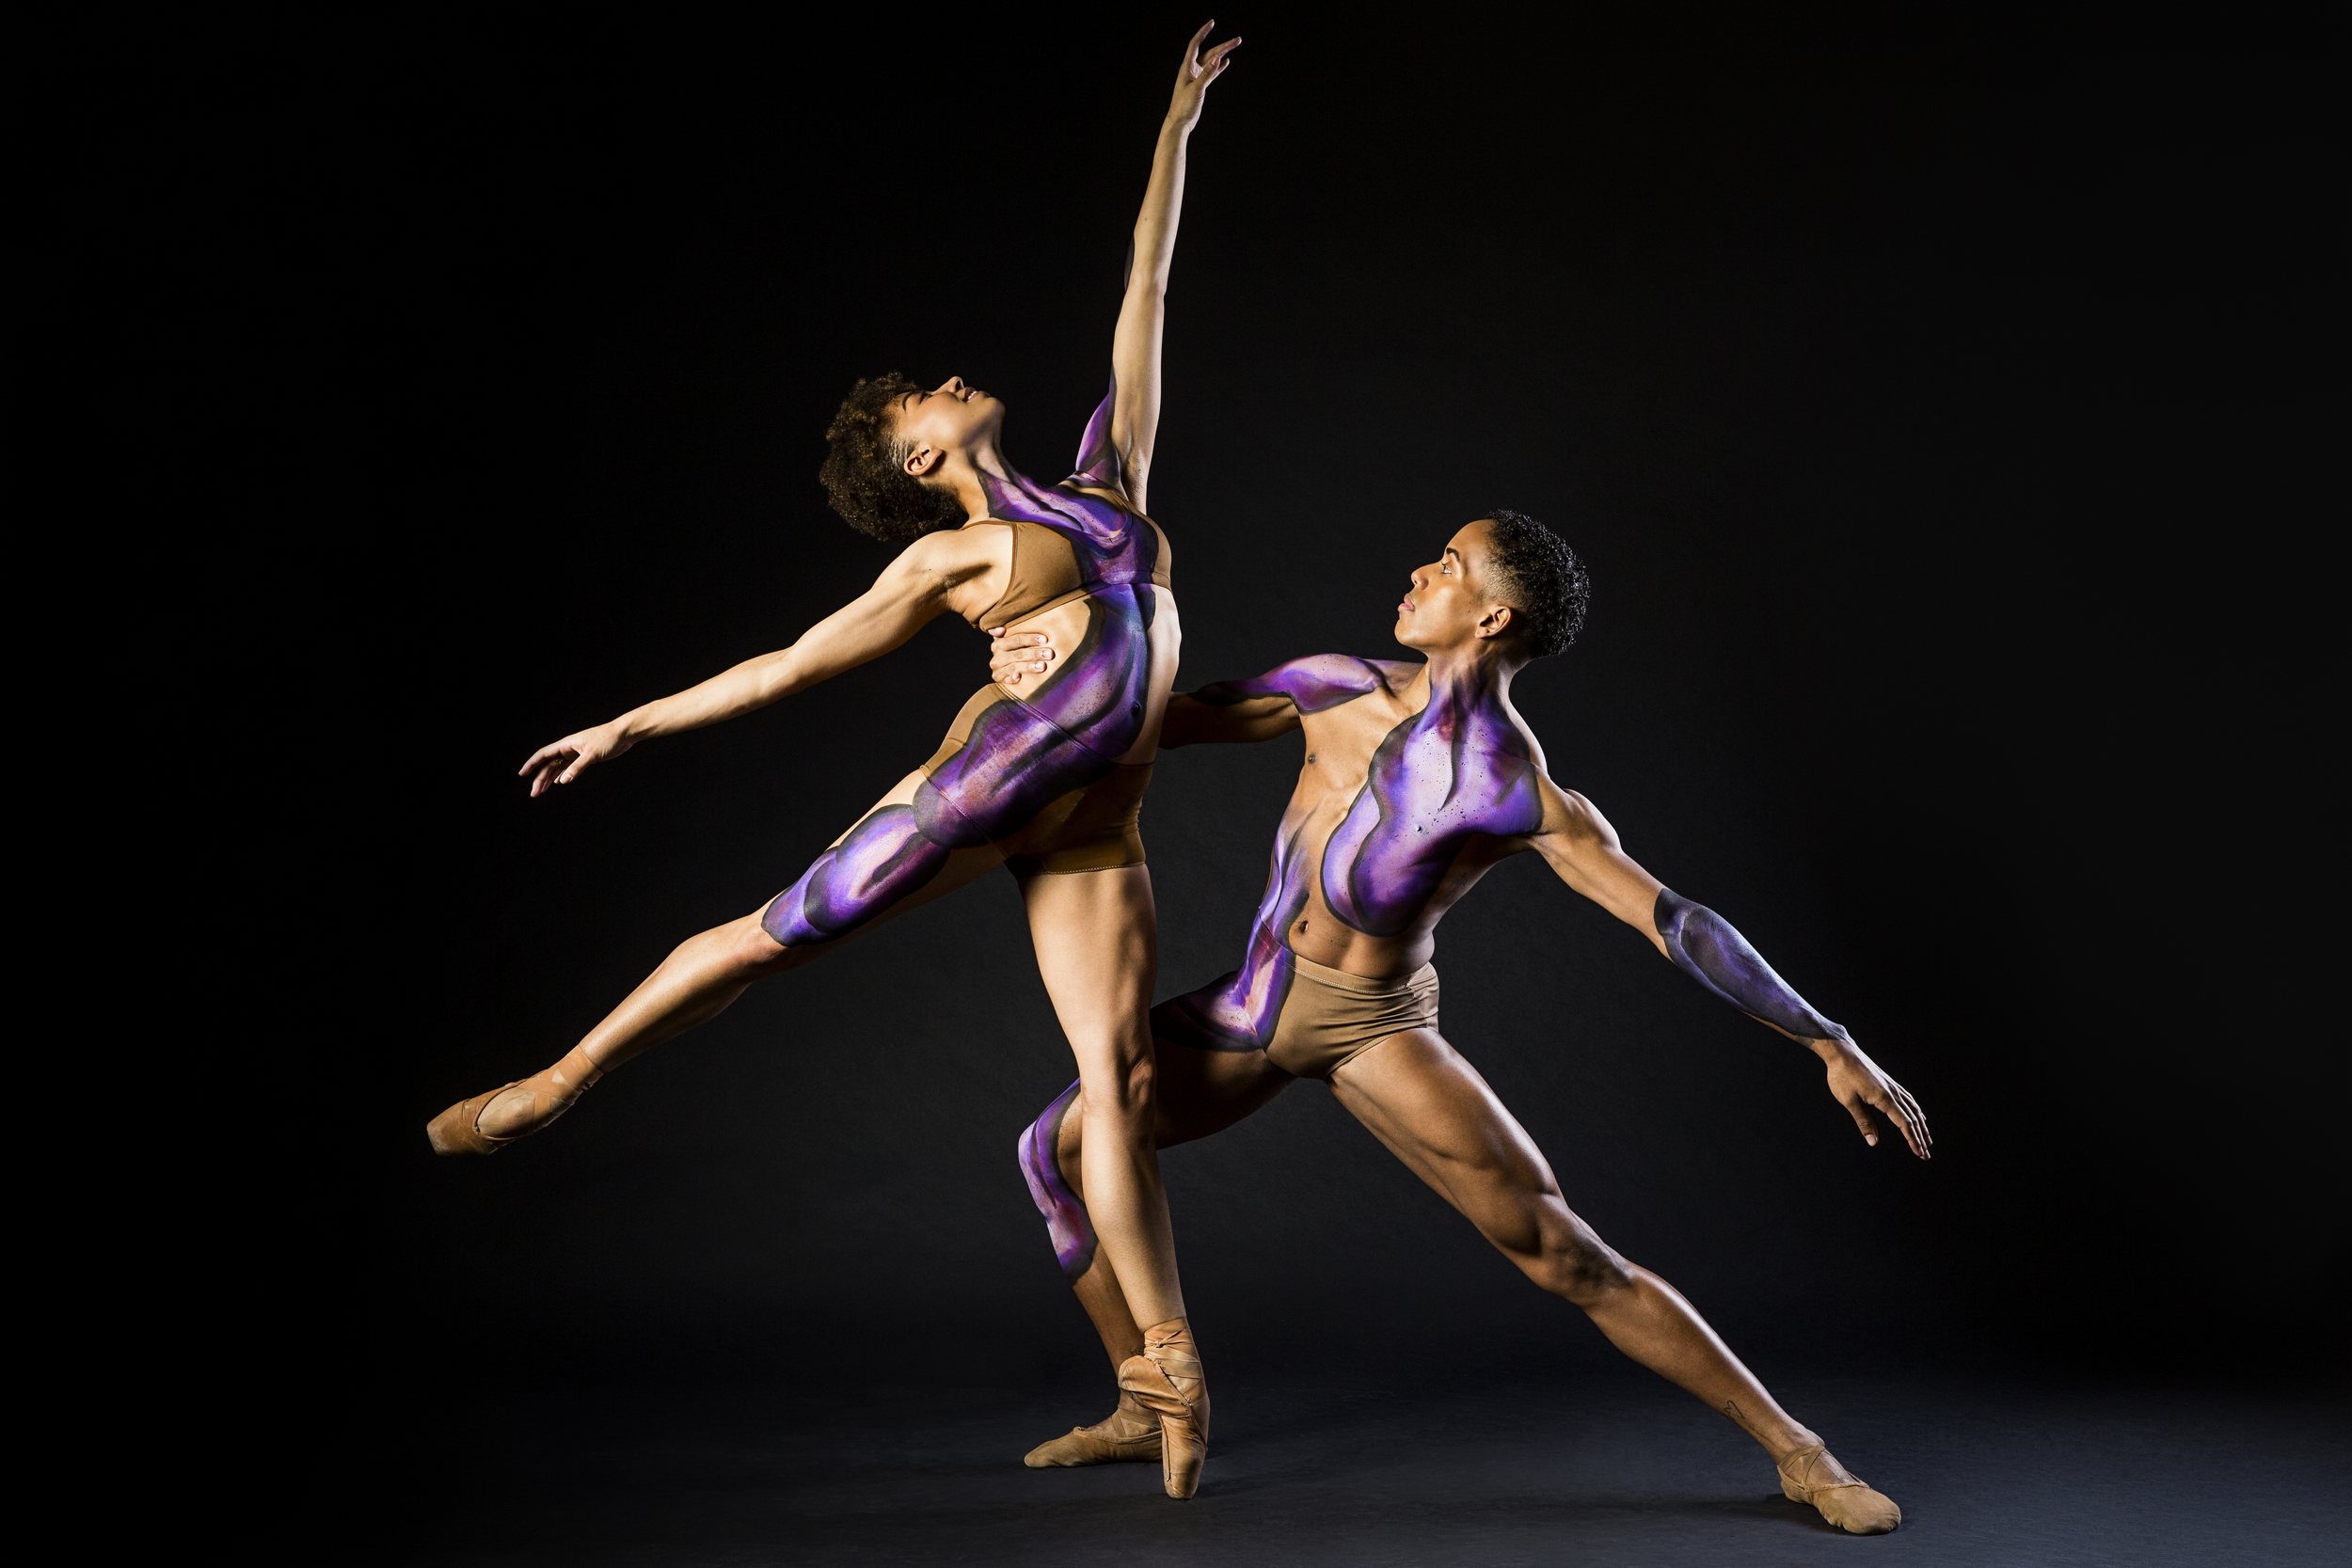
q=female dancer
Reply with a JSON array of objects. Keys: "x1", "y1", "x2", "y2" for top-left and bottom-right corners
[{"x1": 425, "y1": 23, "x2": 1240, "y2": 1499}]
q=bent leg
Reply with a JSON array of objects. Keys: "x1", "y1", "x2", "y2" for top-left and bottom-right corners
[{"x1": 1328, "y1": 1029, "x2": 1825, "y2": 1465}]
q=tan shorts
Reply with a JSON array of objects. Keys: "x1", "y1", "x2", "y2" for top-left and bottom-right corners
[
  {"x1": 1263, "y1": 952, "x2": 1441, "y2": 1081},
  {"x1": 923, "y1": 684, "x2": 1151, "y2": 877}
]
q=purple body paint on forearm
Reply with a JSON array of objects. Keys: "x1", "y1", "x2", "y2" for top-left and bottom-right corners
[
  {"x1": 1653, "y1": 888, "x2": 1847, "y2": 1043},
  {"x1": 761, "y1": 386, "x2": 1164, "y2": 947},
  {"x1": 1017, "y1": 1079, "x2": 1097, "y2": 1280}
]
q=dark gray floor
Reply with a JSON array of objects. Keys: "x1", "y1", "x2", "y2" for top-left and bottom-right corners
[{"x1": 371, "y1": 1373, "x2": 2349, "y2": 1566}]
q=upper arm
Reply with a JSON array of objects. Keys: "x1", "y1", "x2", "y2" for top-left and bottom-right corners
[
  {"x1": 1105, "y1": 279, "x2": 1162, "y2": 505},
  {"x1": 779, "y1": 535, "x2": 976, "y2": 688},
  {"x1": 1527, "y1": 777, "x2": 1668, "y2": 950},
  {"x1": 1158, "y1": 691, "x2": 1300, "y2": 749}
]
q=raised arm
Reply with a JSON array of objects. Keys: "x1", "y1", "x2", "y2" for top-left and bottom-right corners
[
  {"x1": 1528, "y1": 777, "x2": 1931, "y2": 1159},
  {"x1": 519, "y1": 532, "x2": 994, "y2": 797},
  {"x1": 1096, "y1": 24, "x2": 1239, "y2": 514}
]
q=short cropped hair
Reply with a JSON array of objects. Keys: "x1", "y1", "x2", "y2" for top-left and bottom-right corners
[
  {"x1": 818, "y1": 372, "x2": 968, "y2": 544},
  {"x1": 1481, "y1": 509, "x2": 1590, "y2": 657}
]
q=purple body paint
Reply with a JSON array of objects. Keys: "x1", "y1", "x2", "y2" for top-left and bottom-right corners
[
  {"x1": 761, "y1": 386, "x2": 1162, "y2": 947},
  {"x1": 1158, "y1": 657, "x2": 1543, "y2": 1052},
  {"x1": 1653, "y1": 889, "x2": 1848, "y2": 1043},
  {"x1": 1016, "y1": 1078, "x2": 1097, "y2": 1280}
]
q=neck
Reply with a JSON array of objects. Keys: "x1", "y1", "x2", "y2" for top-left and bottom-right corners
[
  {"x1": 1414, "y1": 640, "x2": 1522, "y2": 707},
  {"x1": 941, "y1": 438, "x2": 1014, "y2": 524}
]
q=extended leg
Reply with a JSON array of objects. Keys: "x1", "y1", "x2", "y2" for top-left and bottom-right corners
[
  {"x1": 428, "y1": 770, "x2": 1005, "y2": 1153},
  {"x1": 1330, "y1": 1029, "x2": 1900, "y2": 1535}
]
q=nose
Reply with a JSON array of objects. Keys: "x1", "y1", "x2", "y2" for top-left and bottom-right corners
[
  {"x1": 1408, "y1": 565, "x2": 1429, "y2": 590},
  {"x1": 936, "y1": 376, "x2": 964, "y2": 396}
]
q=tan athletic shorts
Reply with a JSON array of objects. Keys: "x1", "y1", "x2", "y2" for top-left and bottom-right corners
[{"x1": 1263, "y1": 952, "x2": 1442, "y2": 1081}]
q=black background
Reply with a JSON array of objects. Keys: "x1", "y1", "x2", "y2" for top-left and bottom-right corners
[{"x1": 350, "y1": 7, "x2": 2339, "y2": 1405}]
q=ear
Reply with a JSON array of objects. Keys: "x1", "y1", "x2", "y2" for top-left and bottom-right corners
[
  {"x1": 902, "y1": 442, "x2": 946, "y2": 480},
  {"x1": 1475, "y1": 604, "x2": 1515, "y2": 641}
]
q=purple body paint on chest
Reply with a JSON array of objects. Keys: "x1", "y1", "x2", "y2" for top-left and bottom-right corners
[
  {"x1": 1157, "y1": 658, "x2": 1542, "y2": 1053},
  {"x1": 761, "y1": 387, "x2": 1163, "y2": 948},
  {"x1": 1321, "y1": 668, "x2": 1544, "y2": 938}
]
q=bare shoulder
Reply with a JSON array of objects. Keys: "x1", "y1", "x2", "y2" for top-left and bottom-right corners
[
  {"x1": 894, "y1": 522, "x2": 1010, "y2": 583},
  {"x1": 1533, "y1": 773, "x2": 1621, "y2": 846}
]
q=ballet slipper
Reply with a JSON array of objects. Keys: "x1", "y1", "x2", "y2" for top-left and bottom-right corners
[
  {"x1": 1117, "y1": 1317, "x2": 1209, "y2": 1499},
  {"x1": 426, "y1": 1048, "x2": 602, "y2": 1157},
  {"x1": 1023, "y1": 1398, "x2": 1164, "y2": 1467},
  {"x1": 1778, "y1": 1443, "x2": 1901, "y2": 1534}
]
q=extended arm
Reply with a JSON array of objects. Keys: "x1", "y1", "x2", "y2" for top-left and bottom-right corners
[
  {"x1": 518, "y1": 533, "x2": 988, "y2": 796},
  {"x1": 1158, "y1": 690, "x2": 1300, "y2": 749},
  {"x1": 1529, "y1": 780, "x2": 1931, "y2": 1158},
  {"x1": 1100, "y1": 24, "x2": 1239, "y2": 513}
]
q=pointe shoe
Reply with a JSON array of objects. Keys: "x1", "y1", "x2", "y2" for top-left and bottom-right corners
[
  {"x1": 1117, "y1": 1318, "x2": 1209, "y2": 1499},
  {"x1": 426, "y1": 1049, "x2": 602, "y2": 1157},
  {"x1": 1779, "y1": 1443, "x2": 1901, "y2": 1534},
  {"x1": 1024, "y1": 1400, "x2": 1164, "y2": 1467}
]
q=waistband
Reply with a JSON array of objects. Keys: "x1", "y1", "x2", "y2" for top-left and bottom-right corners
[{"x1": 1285, "y1": 949, "x2": 1437, "y2": 996}]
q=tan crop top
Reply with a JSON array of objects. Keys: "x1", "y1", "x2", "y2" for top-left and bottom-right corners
[{"x1": 962, "y1": 499, "x2": 1175, "y2": 630}]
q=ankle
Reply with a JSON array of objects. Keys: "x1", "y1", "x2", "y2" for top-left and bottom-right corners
[{"x1": 1768, "y1": 1428, "x2": 1825, "y2": 1465}]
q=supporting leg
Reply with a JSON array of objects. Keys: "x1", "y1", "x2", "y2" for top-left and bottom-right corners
[{"x1": 1008, "y1": 942, "x2": 1295, "y2": 1486}]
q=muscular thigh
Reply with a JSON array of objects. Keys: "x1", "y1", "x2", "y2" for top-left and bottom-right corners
[
  {"x1": 1149, "y1": 1037, "x2": 1295, "y2": 1148},
  {"x1": 1329, "y1": 1028, "x2": 1581, "y2": 1258},
  {"x1": 767, "y1": 770, "x2": 1006, "y2": 969}
]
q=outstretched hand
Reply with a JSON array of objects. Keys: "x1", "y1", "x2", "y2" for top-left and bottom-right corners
[
  {"x1": 519, "y1": 722, "x2": 633, "y2": 798},
  {"x1": 1168, "y1": 22, "x2": 1240, "y2": 131},
  {"x1": 1818, "y1": 1039, "x2": 1932, "y2": 1159}
]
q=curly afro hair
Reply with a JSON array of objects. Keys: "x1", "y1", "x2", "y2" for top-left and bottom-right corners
[
  {"x1": 1481, "y1": 508, "x2": 1591, "y2": 657},
  {"x1": 818, "y1": 372, "x2": 969, "y2": 544}
]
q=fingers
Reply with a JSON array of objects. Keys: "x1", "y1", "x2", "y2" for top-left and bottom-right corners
[
  {"x1": 1843, "y1": 1094, "x2": 1881, "y2": 1148},
  {"x1": 990, "y1": 631, "x2": 1056, "y2": 687},
  {"x1": 1884, "y1": 1079, "x2": 1933, "y2": 1160}
]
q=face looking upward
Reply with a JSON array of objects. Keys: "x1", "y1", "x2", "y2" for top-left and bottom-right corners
[
  {"x1": 1393, "y1": 520, "x2": 1520, "y2": 657},
  {"x1": 894, "y1": 376, "x2": 1006, "y2": 480}
]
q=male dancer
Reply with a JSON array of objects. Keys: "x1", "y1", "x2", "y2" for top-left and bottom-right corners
[{"x1": 989, "y1": 511, "x2": 1928, "y2": 1533}]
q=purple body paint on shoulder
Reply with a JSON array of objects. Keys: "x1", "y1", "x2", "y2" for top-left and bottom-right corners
[
  {"x1": 759, "y1": 387, "x2": 1166, "y2": 948},
  {"x1": 1654, "y1": 889, "x2": 1847, "y2": 1043},
  {"x1": 1017, "y1": 1079, "x2": 1097, "y2": 1280}
]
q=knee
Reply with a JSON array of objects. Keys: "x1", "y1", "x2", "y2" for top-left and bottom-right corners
[
  {"x1": 1085, "y1": 1051, "x2": 1156, "y2": 1126},
  {"x1": 717, "y1": 917, "x2": 794, "y2": 977},
  {"x1": 1528, "y1": 1223, "x2": 1636, "y2": 1307}
]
